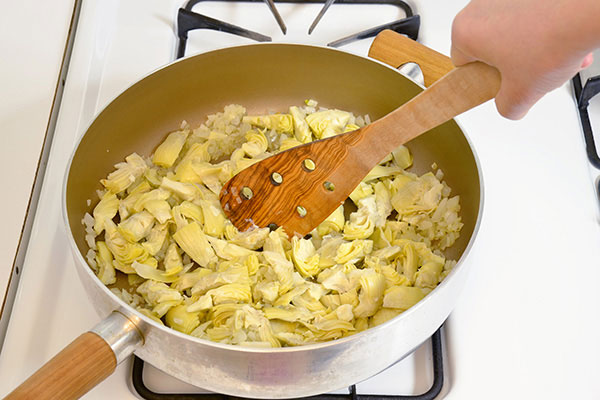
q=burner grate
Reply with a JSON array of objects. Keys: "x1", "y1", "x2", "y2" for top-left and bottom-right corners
[
  {"x1": 176, "y1": 0, "x2": 419, "y2": 58},
  {"x1": 131, "y1": 326, "x2": 444, "y2": 400},
  {"x1": 573, "y1": 73, "x2": 600, "y2": 169}
]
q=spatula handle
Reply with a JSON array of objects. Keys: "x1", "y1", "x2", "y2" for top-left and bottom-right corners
[
  {"x1": 368, "y1": 30, "x2": 455, "y2": 87},
  {"x1": 369, "y1": 61, "x2": 500, "y2": 152}
]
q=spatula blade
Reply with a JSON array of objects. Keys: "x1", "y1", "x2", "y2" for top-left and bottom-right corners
[{"x1": 220, "y1": 130, "x2": 365, "y2": 237}]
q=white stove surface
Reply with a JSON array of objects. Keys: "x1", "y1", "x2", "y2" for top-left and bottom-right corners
[{"x1": 2, "y1": 1, "x2": 600, "y2": 399}]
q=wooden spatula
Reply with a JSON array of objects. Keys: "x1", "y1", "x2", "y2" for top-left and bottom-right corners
[{"x1": 220, "y1": 61, "x2": 500, "y2": 237}]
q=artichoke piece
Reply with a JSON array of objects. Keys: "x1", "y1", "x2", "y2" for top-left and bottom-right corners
[
  {"x1": 243, "y1": 114, "x2": 294, "y2": 134},
  {"x1": 95, "y1": 241, "x2": 116, "y2": 285},
  {"x1": 258, "y1": 324, "x2": 281, "y2": 348},
  {"x1": 364, "y1": 165, "x2": 403, "y2": 182},
  {"x1": 322, "y1": 270, "x2": 352, "y2": 294},
  {"x1": 343, "y1": 199, "x2": 376, "y2": 240},
  {"x1": 392, "y1": 145, "x2": 413, "y2": 169},
  {"x1": 165, "y1": 304, "x2": 200, "y2": 334},
  {"x1": 317, "y1": 235, "x2": 345, "y2": 268},
  {"x1": 175, "y1": 142, "x2": 211, "y2": 182},
  {"x1": 187, "y1": 293, "x2": 213, "y2": 312},
  {"x1": 353, "y1": 270, "x2": 386, "y2": 318},
  {"x1": 289, "y1": 106, "x2": 312, "y2": 143},
  {"x1": 291, "y1": 237, "x2": 320, "y2": 278},
  {"x1": 101, "y1": 153, "x2": 147, "y2": 194},
  {"x1": 263, "y1": 306, "x2": 312, "y2": 323},
  {"x1": 206, "y1": 236, "x2": 256, "y2": 260},
  {"x1": 312, "y1": 315, "x2": 355, "y2": 332},
  {"x1": 118, "y1": 211, "x2": 155, "y2": 242},
  {"x1": 207, "y1": 283, "x2": 252, "y2": 305},
  {"x1": 152, "y1": 299, "x2": 182, "y2": 318},
  {"x1": 317, "y1": 205, "x2": 345, "y2": 237},
  {"x1": 141, "y1": 222, "x2": 168, "y2": 256},
  {"x1": 173, "y1": 221, "x2": 217, "y2": 267},
  {"x1": 335, "y1": 304, "x2": 354, "y2": 321},
  {"x1": 104, "y1": 219, "x2": 148, "y2": 267},
  {"x1": 343, "y1": 123, "x2": 360, "y2": 133},
  {"x1": 163, "y1": 242, "x2": 184, "y2": 275},
  {"x1": 242, "y1": 129, "x2": 269, "y2": 157},
  {"x1": 349, "y1": 182, "x2": 373, "y2": 205},
  {"x1": 370, "y1": 308, "x2": 401, "y2": 327},
  {"x1": 152, "y1": 129, "x2": 189, "y2": 168},
  {"x1": 137, "y1": 280, "x2": 183, "y2": 306},
  {"x1": 198, "y1": 199, "x2": 226, "y2": 237},
  {"x1": 373, "y1": 182, "x2": 393, "y2": 227},
  {"x1": 171, "y1": 267, "x2": 213, "y2": 291},
  {"x1": 335, "y1": 239, "x2": 373, "y2": 264},
  {"x1": 132, "y1": 261, "x2": 178, "y2": 283},
  {"x1": 133, "y1": 188, "x2": 171, "y2": 213},
  {"x1": 119, "y1": 180, "x2": 152, "y2": 221},
  {"x1": 305, "y1": 110, "x2": 351, "y2": 139},
  {"x1": 175, "y1": 201, "x2": 203, "y2": 223},
  {"x1": 383, "y1": 286, "x2": 430, "y2": 310},
  {"x1": 144, "y1": 200, "x2": 172, "y2": 224},
  {"x1": 92, "y1": 192, "x2": 119, "y2": 235},
  {"x1": 231, "y1": 227, "x2": 269, "y2": 250},
  {"x1": 414, "y1": 260, "x2": 444, "y2": 289},
  {"x1": 160, "y1": 177, "x2": 199, "y2": 202},
  {"x1": 254, "y1": 281, "x2": 280, "y2": 303},
  {"x1": 191, "y1": 264, "x2": 250, "y2": 295}
]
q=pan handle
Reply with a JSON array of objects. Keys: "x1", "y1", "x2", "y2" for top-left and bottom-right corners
[
  {"x1": 368, "y1": 30, "x2": 455, "y2": 88},
  {"x1": 4, "y1": 311, "x2": 143, "y2": 400}
]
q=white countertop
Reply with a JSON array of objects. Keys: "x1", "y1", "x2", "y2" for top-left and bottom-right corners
[{"x1": 0, "y1": 0, "x2": 75, "y2": 313}]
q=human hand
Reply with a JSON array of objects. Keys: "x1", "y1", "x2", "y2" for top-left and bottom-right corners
[{"x1": 451, "y1": 0, "x2": 599, "y2": 119}]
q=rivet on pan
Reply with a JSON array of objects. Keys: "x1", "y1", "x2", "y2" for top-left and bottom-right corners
[
  {"x1": 268, "y1": 223, "x2": 278, "y2": 231},
  {"x1": 296, "y1": 206, "x2": 307, "y2": 218},
  {"x1": 271, "y1": 172, "x2": 283, "y2": 185},
  {"x1": 241, "y1": 187, "x2": 253, "y2": 200},
  {"x1": 302, "y1": 159, "x2": 316, "y2": 172},
  {"x1": 323, "y1": 181, "x2": 335, "y2": 191}
]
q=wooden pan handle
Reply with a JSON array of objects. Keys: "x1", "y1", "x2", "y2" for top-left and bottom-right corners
[
  {"x1": 368, "y1": 30, "x2": 455, "y2": 87},
  {"x1": 5, "y1": 332, "x2": 116, "y2": 400}
]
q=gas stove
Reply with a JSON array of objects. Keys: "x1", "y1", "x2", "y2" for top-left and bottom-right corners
[{"x1": 2, "y1": 1, "x2": 600, "y2": 399}]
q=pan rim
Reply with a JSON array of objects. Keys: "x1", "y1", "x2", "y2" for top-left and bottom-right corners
[{"x1": 62, "y1": 41, "x2": 484, "y2": 354}]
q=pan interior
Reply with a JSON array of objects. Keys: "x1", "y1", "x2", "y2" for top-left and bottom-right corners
[{"x1": 66, "y1": 44, "x2": 480, "y2": 288}]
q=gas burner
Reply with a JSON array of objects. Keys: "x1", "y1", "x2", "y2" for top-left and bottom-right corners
[{"x1": 176, "y1": 0, "x2": 419, "y2": 58}]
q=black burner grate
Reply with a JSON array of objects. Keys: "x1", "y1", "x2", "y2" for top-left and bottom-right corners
[
  {"x1": 176, "y1": 0, "x2": 420, "y2": 58},
  {"x1": 573, "y1": 73, "x2": 600, "y2": 169},
  {"x1": 132, "y1": 326, "x2": 444, "y2": 400}
]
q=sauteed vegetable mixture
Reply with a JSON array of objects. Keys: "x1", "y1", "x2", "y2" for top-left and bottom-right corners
[{"x1": 82, "y1": 100, "x2": 462, "y2": 347}]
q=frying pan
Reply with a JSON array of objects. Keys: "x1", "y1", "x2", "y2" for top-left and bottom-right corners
[{"x1": 6, "y1": 31, "x2": 482, "y2": 399}]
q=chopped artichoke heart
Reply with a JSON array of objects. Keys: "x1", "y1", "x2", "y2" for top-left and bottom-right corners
[
  {"x1": 152, "y1": 129, "x2": 189, "y2": 168},
  {"x1": 95, "y1": 241, "x2": 116, "y2": 285},
  {"x1": 118, "y1": 211, "x2": 155, "y2": 242},
  {"x1": 243, "y1": 114, "x2": 294, "y2": 134},
  {"x1": 289, "y1": 106, "x2": 312, "y2": 143},
  {"x1": 93, "y1": 192, "x2": 119, "y2": 234},
  {"x1": 383, "y1": 286, "x2": 430, "y2": 310},
  {"x1": 305, "y1": 110, "x2": 351, "y2": 139},
  {"x1": 173, "y1": 222, "x2": 217, "y2": 267},
  {"x1": 132, "y1": 261, "x2": 178, "y2": 283},
  {"x1": 165, "y1": 304, "x2": 200, "y2": 334},
  {"x1": 86, "y1": 102, "x2": 462, "y2": 347},
  {"x1": 100, "y1": 153, "x2": 148, "y2": 194}
]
